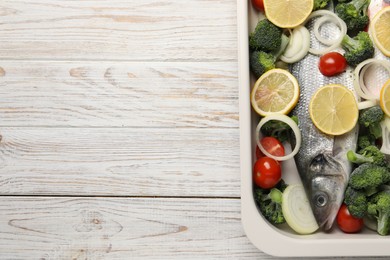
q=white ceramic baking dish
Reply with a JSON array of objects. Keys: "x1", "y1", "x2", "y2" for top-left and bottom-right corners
[{"x1": 238, "y1": 0, "x2": 390, "y2": 257}]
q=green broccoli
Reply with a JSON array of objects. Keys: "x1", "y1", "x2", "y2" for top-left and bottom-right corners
[
  {"x1": 260, "y1": 116, "x2": 298, "y2": 143},
  {"x1": 250, "y1": 51, "x2": 276, "y2": 78},
  {"x1": 367, "y1": 190, "x2": 390, "y2": 235},
  {"x1": 249, "y1": 32, "x2": 290, "y2": 78},
  {"x1": 335, "y1": 0, "x2": 370, "y2": 33},
  {"x1": 341, "y1": 31, "x2": 374, "y2": 67},
  {"x1": 358, "y1": 106, "x2": 384, "y2": 139},
  {"x1": 347, "y1": 145, "x2": 386, "y2": 166},
  {"x1": 249, "y1": 19, "x2": 283, "y2": 52},
  {"x1": 357, "y1": 135, "x2": 374, "y2": 149},
  {"x1": 349, "y1": 163, "x2": 390, "y2": 195},
  {"x1": 313, "y1": 0, "x2": 330, "y2": 10},
  {"x1": 344, "y1": 186, "x2": 368, "y2": 218},
  {"x1": 254, "y1": 180, "x2": 287, "y2": 225}
]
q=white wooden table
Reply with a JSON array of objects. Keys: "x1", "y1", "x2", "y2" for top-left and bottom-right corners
[{"x1": 0, "y1": 1, "x2": 385, "y2": 259}]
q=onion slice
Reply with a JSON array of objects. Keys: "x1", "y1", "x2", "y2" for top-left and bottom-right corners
[
  {"x1": 282, "y1": 184, "x2": 319, "y2": 234},
  {"x1": 357, "y1": 100, "x2": 379, "y2": 110},
  {"x1": 305, "y1": 10, "x2": 347, "y2": 55},
  {"x1": 282, "y1": 29, "x2": 300, "y2": 58},
  {"x1": 255, "y1": 114, "x2": 301, "y2": 161},
  {"x1": 313, "y1": 16, "x2": 339, "y2": 46},
  {"x1": 280, "y1": 26, "x2": 311, "y2": 63},
  {"x1": 380, "y1": 116, "x2": 390, "y2": 155},
  {"x1": 353, "y1": 58, "x2": 390, "y2": 100}
]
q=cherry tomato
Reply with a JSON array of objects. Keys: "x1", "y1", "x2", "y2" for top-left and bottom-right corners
[
  {"x1": 255, "y1": 137, "x2": 285, "y2": 159},
  {"x1": 318, "y1": 52, "x2": 347, "y2": 77},
  {"x1": 337, "y1": 204, "x2": 364, "y2": 233},
  {"x1": 255, "y1": 145, "x2": 265, "y2": 159},
  {"x1": 260, "y1": 137, "x2": 285, "y2": 157},
  {"x1": 253, "y1": 157, "x2": 281, "y2": 189},
  {"x1": 251, "y1": 0, "x2": 264, "y2": 11}
]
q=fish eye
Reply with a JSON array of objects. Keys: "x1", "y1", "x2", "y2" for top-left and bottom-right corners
[{"x1": 314, "y1": 192, "x2": 328, "y2": 207}]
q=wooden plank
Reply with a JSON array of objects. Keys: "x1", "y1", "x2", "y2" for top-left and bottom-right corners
[
  {"x1": 0, "y1": 127, "x2": 240, "y2": 197},
  {"x1": 0, "y1": 197, "x2": 263, "y2": 259},
  {"x1": 0, "y1": 61, "x2": 238, "y2": 128},
  {"x1": 0, "y1": 0, "x2": 237, "y2": 61},
  {"x1": 0, "y1": 197, "x2": 380, "y2": 260}
]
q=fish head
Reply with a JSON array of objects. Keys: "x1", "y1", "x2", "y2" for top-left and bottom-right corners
[{"x1": 307, "y1": 153, "x2": 347, "y2": 231}]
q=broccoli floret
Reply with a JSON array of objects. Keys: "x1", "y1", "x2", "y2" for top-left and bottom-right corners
[
  {"x1": 344, "y1": 186, "x2": 368, "y2": 218},
  {"x1": 359, "y1": 106, "x2": 384, "y2": 139},
  {"x1": 358, "y1": 146, "x2": 386, "y2": 166},
  {"x1": 250, "y1": 51, "x2": 276, "y2": 78},
  {"x1": 367, "y1": 191, "x2": 390, "y2": 235},
  {"x1": 359, "y1": 106, "x2": 384, "y2": 128},
  {"x1": 249, "y1": 19, "x2": 283, "y2": 52},
  {"x1": 250, "y1": 31, "x2": 289, "y2": 78},
  {"x1": 335, "y1": 0, "x2": 370, "y2": 33},
  {"x1": 357, "y1": 135, "x2": 374, "y2": 149},
  {"x1": 349, "y1": 163, "x2": 390, "y2": 195},
  {"x1": 254, "y1": 180, "x2": 287, "y2": 224},
  {"x1": 313, "y1": 0, "x2": 330, "y2": 10},
  {"x1": 260, "y1": 116, "x2": 298, "y2": 143},
  {"x1": 347, "y1": 145, "x2": 386, "y2": 166},
  {"x1": 341, "y1": 32, "x2": 374, "y2": 67}
]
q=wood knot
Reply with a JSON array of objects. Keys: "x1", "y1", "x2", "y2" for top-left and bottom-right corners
[
  {"x1": 0, "y1": 67, "x2": 5, "y2": 77},
  {"x1": 178, "y1": 225, "x2": 188, "y2": 232},
  {"x1": 69, "y1": 67, "x2": 87, "y2": 78},
  {"x1": 74, "y1": 210, "x2": 104, "y2": 232}
]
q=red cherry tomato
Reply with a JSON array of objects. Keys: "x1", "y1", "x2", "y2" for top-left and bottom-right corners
[
  {"x1": 337, "y1": 204, "x2": 364, "y2": 233},
  {"x1": 251, "y1": 0, "x2": 264, "y2": 11},
  {"x1": 318, "y1": 52, "x2": 347, "y2": 77},
  {"x1": 253, "y1": 157, "x2": 281, "y2": 189},
  {"x1": 260, "y1": 137, "x2": 285, "y2": 157},
  {"x1": 255, "y1": 145, "x2": 265, "y2": 159},
  {"x1": 255, "y1": 137, "x2": 285, "y2": 159}
]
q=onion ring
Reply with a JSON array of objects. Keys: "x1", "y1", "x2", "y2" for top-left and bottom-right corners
[
  {"x1": 255, "y1": 114, "x2": 301, "y2": 161},
  {"x1": 313, "y1": 15, "x2": 340, "y2": 46},
  {"x1": 305, "y1": 10, "x2": 347, "y2": 55},
  {"x1": 357, "y1": 100, "x2": 379, "y2": 110},
  {"x1": 353, "y1": 58, "x2": 390, "y2": 100},
  {"x1": 280, "y1": 26, "x2": 311, "y2": 63},
  {"x1": 380, "y1": 117, "x2": 390, "y2": 155}
]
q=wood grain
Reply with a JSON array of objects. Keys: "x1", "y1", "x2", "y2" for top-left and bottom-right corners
[
  {"x1": 0, "y1": 0, "x2": 249, "y2": 258},
  {"x1": 0, "y1": 0, "x2": 237, "y2": 61},
  {"x1": 0, "y1": 127, "x2": 240, "y2": 197},
  {"x1": 0, "y1": 61, "x2": 238, "y2": 128},
  {"x1": 0, "y1": 197, "x2": 263, "y2": 260},
  {"x1": 0, "y1": 197, "x2": 382, "y2": 260}
]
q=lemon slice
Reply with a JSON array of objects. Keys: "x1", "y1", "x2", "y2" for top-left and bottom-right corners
[
  {"x1": 370, "y1": 6, "x2": 390, "y2": 57},
  {"x1": 309, "y1": 84, "x2": 358, "y2": 136},
  {"x1": 380, "y1": 79, "x2": 390, "y2": 117},
  {"x1": 263, "y1": 0, "x2": 314, "y2": 28},
  {"x1": 251, "y1": 68, "x2": 300, "y2": 116}
]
